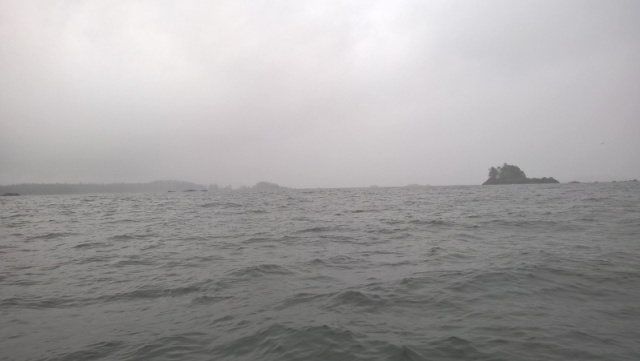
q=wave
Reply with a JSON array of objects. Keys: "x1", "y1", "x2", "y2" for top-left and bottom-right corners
[
  {"x1": 227, "y1": 264, "x2": 294, "y2": 279},
  {"x1": 108, "y1": 233, "x2": 158, "y2": 241},
  {"x1": 200, "y1": 201, "x2": 243, "y2": 208},
  {"x1": 190, "y1": 295, "x2": 233, "y2": 305},
  {"x1": 47, "y1": 341, "x2": 125, "y2": 361},
  {"x1": 408, "y1": 219, "x2": 452, "y2": 226},
  {"x1": 296, "y1": 226, "x2": 337, "y2": 233},
  {"x1": 73, "y1": 241, "x2": 109, "y2": 249},
  {"x1": 323, "y1": 290, "x2": 387, "y2": 311},
  {"x1": 123, "y1": 334, "x2": 209, "y2": 360},
  {"x1": 208, "y1": 323, "x2": 366, "y2": 361},
  {"x1": 3, "y1": 185, "x2": 639, "y2": 361},
  {"x1": 27, "y1": 232, "x2": 77, "y2": 240},
  {"x1": 274, "y1": 292, "x2": 329, "y2": 310},
  {"x1": 1, "y1": 282, "x2": 208, "y2": 310},
  {"x1": 207, "y1": 323, "x2": 502, "y2": 361}
]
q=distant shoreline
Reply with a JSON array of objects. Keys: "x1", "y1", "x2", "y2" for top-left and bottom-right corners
[
  {"x1": 0, "y1": 180, "x2": 285, "y2": 195},
  {"x1": 0, "y1": 181, "x2": 207, "y2": 196},
  {"x1": 1, "y1": 180, "x2": 638, "y2": 196}
]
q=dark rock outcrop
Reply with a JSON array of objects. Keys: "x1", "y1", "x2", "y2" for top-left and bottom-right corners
[{"x1": 483, "y1": 164, "x2": 559, "y2": 185}]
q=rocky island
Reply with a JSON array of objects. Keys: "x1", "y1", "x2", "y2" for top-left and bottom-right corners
[{"x1": 483, "y1": 163, "x2": 559, "y2": 185}]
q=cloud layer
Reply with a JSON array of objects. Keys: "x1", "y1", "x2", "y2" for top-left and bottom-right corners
[{"x1": 2, "y1": 0, "x2": 639, "y2": 187}]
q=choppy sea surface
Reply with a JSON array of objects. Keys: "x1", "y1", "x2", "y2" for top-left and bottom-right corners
[{"x1": 1, "y1": 183, "x2": 639, "y2": 361}]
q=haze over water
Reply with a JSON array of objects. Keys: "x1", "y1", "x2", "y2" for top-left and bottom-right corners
[
  {"x1": 3, "y1": 2, "x2": 639, "y2": 358},
  {"x1": 2, "y1": 1, "x2": 639, "y2": 187},
  {"x1": 2, "y1": 183, "x2": 639, "y2": 360}
]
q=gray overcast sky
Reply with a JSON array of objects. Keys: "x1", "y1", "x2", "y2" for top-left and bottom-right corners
[{"x1": 1, "y1": 1, "x2": 639, "y2": 187}]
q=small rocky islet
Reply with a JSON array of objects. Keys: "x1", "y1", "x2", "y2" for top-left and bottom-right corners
[{"x1": 482, "y1": 163, "x2": 559, "y2": 185}]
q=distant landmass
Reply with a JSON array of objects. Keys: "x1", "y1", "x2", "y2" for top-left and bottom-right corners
[
  {"x1": 0, "y1": 180, "x2": 286, "y2": 195},
  {"x1": 252, "y1": 181, "x2": 283, "y2": 191},
  {"x1": 483, "y1": 164, "x2": 559, "y2": 185},
  {"x1": 0, "y1": 180, "x2": 207, "y2": 195}
]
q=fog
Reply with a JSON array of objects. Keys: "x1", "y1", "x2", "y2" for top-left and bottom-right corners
[{"x1": 1, "y1": 1, "x2": 639, "y2": 188}]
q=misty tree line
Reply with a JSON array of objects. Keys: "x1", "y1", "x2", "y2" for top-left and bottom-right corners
[
  {"x1": 0, "y1": 180, "x2": 284, "y2": 195},
  {"x1": 488, "y1": 164, "x2": 527, "y2": 181},
  {"x1": 0, "y1": 180, "x2": 203, "y2": 195},
  {"x1": 484, "y1": 163, "x2": 559, "y2": 185}
]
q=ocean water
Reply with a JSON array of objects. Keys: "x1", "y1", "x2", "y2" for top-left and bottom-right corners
[{"x1": 1, "y1": 183, "x2": 639, "y2": 361}]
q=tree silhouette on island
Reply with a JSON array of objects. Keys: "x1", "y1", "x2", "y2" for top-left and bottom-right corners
[{"x1": 483, "y1": 163, "x2": 559, "y2": 185}]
